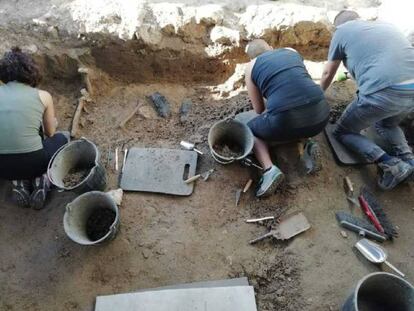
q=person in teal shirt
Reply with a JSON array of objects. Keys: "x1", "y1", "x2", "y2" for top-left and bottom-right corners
[{"x1": 0, "y1": 47, "x2": 69, "y2": 209}]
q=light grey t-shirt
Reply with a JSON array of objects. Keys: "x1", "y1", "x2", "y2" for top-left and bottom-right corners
[
  {"x1": 0, "y1": 82, "x2": 44, "y2": 154},
  {"x1": 328, "y1": 20, "x2": 414, "y2": 95}
]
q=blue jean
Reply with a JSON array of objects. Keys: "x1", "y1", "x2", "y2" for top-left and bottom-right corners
[{"x1": 334, "y1": 87, "x2": 414, "y2": 162}]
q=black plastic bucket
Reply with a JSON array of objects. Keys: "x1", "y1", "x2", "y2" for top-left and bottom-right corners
[
  {"x1": 342, "y1": 272, "x2": 414, "y2": 311},
  {"x1": 63, "y1": 191, "x2": 119, "y2": 245},
  {"x1": 208, "y1": 119, "x2": 254, "y2": 164},
  {"x1": 47, "y1": 138, "x2": 107, "y2": 194}
]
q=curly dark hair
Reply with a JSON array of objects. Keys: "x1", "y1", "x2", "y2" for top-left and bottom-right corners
[{"x1": 0, "y1": 47, "x2": 41, "y2": 87}]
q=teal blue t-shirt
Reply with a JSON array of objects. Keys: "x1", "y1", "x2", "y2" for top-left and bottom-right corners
[{"x1": 328, "y1": 20, "x2": 414, "y2": 95}]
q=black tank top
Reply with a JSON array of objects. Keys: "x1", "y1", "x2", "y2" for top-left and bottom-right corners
[{"x1": 252, "y1": 49, "x2": 324, "y2": 114}]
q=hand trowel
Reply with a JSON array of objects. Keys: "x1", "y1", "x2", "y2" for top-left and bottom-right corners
[
  {"x1": 355, "y1": 238, "x2": 405, "y2": 277},
  {"x1": 249, "y1": 212, "x2": 311, "y2": 244}
]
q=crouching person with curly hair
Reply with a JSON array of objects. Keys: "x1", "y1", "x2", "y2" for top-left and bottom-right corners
[{"x1": 0, "y1": 47, "x2": 69, "y2": 209}]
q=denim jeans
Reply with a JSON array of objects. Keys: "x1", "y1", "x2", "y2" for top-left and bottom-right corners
[{"x1": 334, "y1": 87, "x2": 414, "y2": 162}]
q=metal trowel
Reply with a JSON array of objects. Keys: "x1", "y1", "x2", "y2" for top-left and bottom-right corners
[
  {"x1": 355, "y1": 238, "x2": 405, "y2": 277},
  {"x1": 249, "y1": 212, "x2": 311, "y2": 244}
]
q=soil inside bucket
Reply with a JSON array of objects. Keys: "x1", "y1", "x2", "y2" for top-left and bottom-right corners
[
  {"x1": 63, "y1": 167, "x2": 91, "y2": 188},
  {"x1": 329, "y1": 103, "x2": 348, "y2": 123},
  {"x1": 86, "y1": 208, "x2": 116, "y2": 241},
  {"x1": 213, "y1": 139, "x2": 244, "y2": 158}
]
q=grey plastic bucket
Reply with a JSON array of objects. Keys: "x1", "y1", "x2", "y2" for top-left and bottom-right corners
[
  {"x1": 47, "y1": 138, "x2": 106, "y2": 194},
  {"x1": 63, "y1": 191, "x2": 119, "y2": 245},
  {"x1": 208, "y1": 119, "x2": 254, "y2": 164},
  {"x1": 342, "y1": 272, "x2": 414, "y2": 311}
]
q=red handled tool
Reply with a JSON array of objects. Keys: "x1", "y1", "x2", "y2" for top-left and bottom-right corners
[{"x1": 358, "y1": 195, "x2": 384, "y2": 234}]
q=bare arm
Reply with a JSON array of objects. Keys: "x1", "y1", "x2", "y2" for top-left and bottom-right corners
[
  {"x1": 245, "y1": 60, "x2": 265, "y2": 114},
  {"x1": 320, "y1": 60, "x2": 341, "y2": 91},
  {"x1": 39, "y1": 90, "x2": 57, "y2": 137}
]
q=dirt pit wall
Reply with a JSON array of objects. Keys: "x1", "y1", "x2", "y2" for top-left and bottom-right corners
[
  {"x1": 1, "y1": 0, "x2": 413, "y2": 87},
  {"x1": 0, "y1": 1, "x2": 342, "y2": 86}
]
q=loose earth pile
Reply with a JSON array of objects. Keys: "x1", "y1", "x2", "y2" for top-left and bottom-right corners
[
  {"x1": 86, "y1": 208, "x2": 116, "y2": 241},
  {"x1": 63, "y1": 168, "x2": 91, "y2": 188}
]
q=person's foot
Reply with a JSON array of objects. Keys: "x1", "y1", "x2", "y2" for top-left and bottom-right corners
[
  {"x1": 377, "y1": 157, "x2": 414, "y2": 190},
  {"x1": 11, "y1": 180, "x2": 31, "y2": 208},
  {"x1": 301, "y1": 140, "x2": 322, "y2": 174},
  {"x1": 399, "y1": 153, "x2": 414, "y2": 182},
  {"x1": 256, "y1": 165, "x2": 284, "y2": 197},
  {"x1": 30, "y1": 174, "x2": 51, "y2": 210}
]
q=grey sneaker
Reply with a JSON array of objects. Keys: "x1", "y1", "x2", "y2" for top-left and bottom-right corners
[
  {"x1": 256, "y1": 165, "x2": 284, "y2": 197},
  {"x1": 399, "y1": 153, "x2": 414, "y2": 181},
  {"x1": 30, "y1": 174, "x2": 51, "y2": 210},
  {"x1": 301, "y1": 140, "x2": 322, "y2": 174},
  {"x1": 11, "y1": 180, "x2": 31, "y2": 208},
  {"x1": 377, "y1": 157, "x2": 414, "y2": 190}
]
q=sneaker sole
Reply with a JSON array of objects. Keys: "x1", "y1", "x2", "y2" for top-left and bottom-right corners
[
  {"x1": 11, "y1": 189, "x2": 30, "y2": 208},
  {"x1": 30, "y1": 189, "x2": 47, "y2": 210},
  {"x1": 309, "y1": 144, "x2": 322, "y2": 174},
  {"x1": 256, "y1": 173, "x2": 285, "y2": 198}
]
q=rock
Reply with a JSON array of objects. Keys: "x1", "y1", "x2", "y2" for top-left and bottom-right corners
[
  {"x1": 340, "y1": 230, "x2": 348, "y2": 239},
  {"x1": 148, "y1": 92, "x2": 171, "y2": 118},
  {"x1": 155, "y1": 248, "x2": 166, "y2": 255},
  {"x1": 106, "y1": 189, "x2": 123, "y2": 206},
  {"x1": 138, "y1": 105, "x2": 158, "y2": 119},
  {"x1": 179, "y1": 99, "x2": 192, "y2": 124},
  {"x1": 213, "y1": 63, "x2": 246, "y2": 97},
  {"x1": 210, "y1": 26, "x2": 240, "y2": 46},
  {"x1": 47, "y1": 26, "x2": 59, "y2": 39},
  {"x1": 276, "y1": 296, "x2": 286, "y2": 303},
  {"x1": 284, "y1": 267, "x2": 292, "y2": 275},
  {"x1": 142, "y1": 249, "x2": 151, "y2": 259},
  {"x1": 22, "y1": 44, "x2": 38, "y2": 54},
  {"x1": 195, "y1": 4, "x2": 224, "y2": 26}
]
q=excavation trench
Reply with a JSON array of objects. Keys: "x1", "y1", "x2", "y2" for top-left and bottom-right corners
[
  {"x1": 17, "y1": 36, "x2": 322, "y2": 311},
  {"x1": 4, "y1": 1, "x2": 414, "y2": 310}
]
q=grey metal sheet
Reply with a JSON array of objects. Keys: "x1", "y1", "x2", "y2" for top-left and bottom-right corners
[
  {"x1": 324, "y1": 123, "x2": 373, "y2": 166},
  {"x1": 120, "y1": 148, "x2": 198, "y2": 196},
  {"x1": 135, "y1": 277, "x2": 249, "y2": 292},
  {"x1": 235, "y1": 110, "x2": 258, "y2": 125},
  {"x1": 95, "y1": 286, "x2": 257, "y2": 311}
]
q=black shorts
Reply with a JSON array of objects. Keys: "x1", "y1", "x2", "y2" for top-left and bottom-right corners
[
  {"x1": 248, "y1": 99, "x2": 330, "y2": 142},
  {"x1": 0, "y1": 133, "x2": 68, "y2": 180}
]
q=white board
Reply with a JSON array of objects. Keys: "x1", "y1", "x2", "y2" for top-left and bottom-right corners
[{"x1": 95, "y1": 286, "x2": 257, "y2": 311}]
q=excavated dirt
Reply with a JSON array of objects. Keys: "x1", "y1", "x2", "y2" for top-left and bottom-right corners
[
  {"x1": 213, "y1": 141, "x2": 244, "y2": 158},
  {"x1": 63, "y1": 168, "x2": 90, "y2": 188},
  {"x1": 86, "y1": 208, "x2": 116, "y2": 241}
]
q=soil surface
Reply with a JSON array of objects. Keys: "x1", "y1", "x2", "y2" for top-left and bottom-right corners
[
  {"x1": 63, "y1": 168, "x2": 90, "y2": 188},
  {"x1": 1, "y1": 73, "x2": 414, "y2": 311},
  {"x1": 214, "y1": 141, "x2": 244, "y2": 158},
  {"x1": 86, "y1": 208, "x2": 116, "y2": 241},
  {"x1": 0, "y1": 2, "x2": 414, "y2": 308}
]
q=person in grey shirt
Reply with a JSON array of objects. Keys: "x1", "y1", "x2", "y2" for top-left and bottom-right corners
[{"x1": 321, "y1": 10, "x2": 414, "y2": 190}]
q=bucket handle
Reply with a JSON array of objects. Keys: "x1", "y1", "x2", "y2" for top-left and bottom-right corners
[
  {"x1": 109, "y1": 222, "x2": 117, "y2": 235},
  {"x1": 66, "y1": 203, "x2": 73, "y2": 213}
]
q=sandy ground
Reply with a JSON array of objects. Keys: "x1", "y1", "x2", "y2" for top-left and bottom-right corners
[{"x1": 1, "y1": 74, "x2": 414, "y2": 311}]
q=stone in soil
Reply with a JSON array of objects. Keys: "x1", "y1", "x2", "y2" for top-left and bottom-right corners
[
  {"x1": 86, "y1": 208, "x2": 116, "y2": 241},
  {"x1": 63, "y1": 168, "x2": 90, "y2": 187}
]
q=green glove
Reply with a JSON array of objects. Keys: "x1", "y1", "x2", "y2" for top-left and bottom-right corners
[{"x1": 336, "y1": 71, "x2": 349, "y2": 82}]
